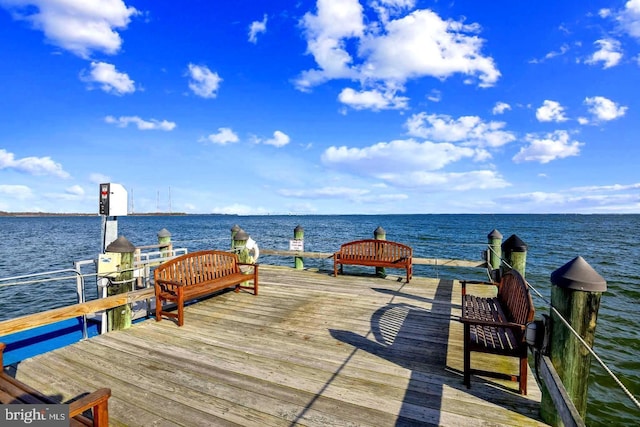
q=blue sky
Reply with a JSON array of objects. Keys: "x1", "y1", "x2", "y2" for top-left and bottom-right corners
[{"x1": 1, "y1": 0, "x2": 639, "y2": 215}]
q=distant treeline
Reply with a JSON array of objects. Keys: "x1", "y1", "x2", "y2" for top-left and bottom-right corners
[{"x1": 0, "y1": 211, "x2": 188, "y2": 217}]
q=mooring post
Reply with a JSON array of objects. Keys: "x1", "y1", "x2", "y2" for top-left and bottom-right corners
[
  {"x1": 157, "y1": 228, "x2": 172, "y2": 257},
  {"x1": 487, "y1": 229, "x2": 503, "y2": 280},
  {"x1": 541, "y1": 256, "x2": 607, "y2": 425},
  {"x1": 232, "y1": 229, "x2": 249, "y2": 260},
  {"x1": 230, "y1": 224, "x2": 241, "y2": 250},
  {"x1": 501, "y1": 234, "x2": 528, "y2": 278},
  {"x1": 233, "y1": 229, "x2": 251, "y2": 286},
  {"x1": 105, "y1": 236, "x2": 135, "y2": 332},
  {"x1": 294, "y1": 225, "x2": 304, "y2": 270},
  {"x1": 374, "y1": 226, "x2": 386, "y2": 278}
]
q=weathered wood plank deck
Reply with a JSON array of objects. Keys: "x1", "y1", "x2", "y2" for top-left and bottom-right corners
[{"x1": 11, "y1": 266, "x2": 547, "y2": 426}]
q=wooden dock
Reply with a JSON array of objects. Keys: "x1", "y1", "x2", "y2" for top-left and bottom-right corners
[{"x1": 10, "y1": 266, "x2": 547, "y2": 426}]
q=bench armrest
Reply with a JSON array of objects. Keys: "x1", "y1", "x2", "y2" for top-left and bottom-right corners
[
  {"x1": 69, "y1": 387, "x2": 111, "y2": 416},
  {"x1": 156, "y1": 278, "x2": 186, "y2": 287},
  {"x1": 461, "y1": 280, "x2": 497, "y2": 296},
  {"x1": 237, "y1": 262, "x2": 258, "y2": 267},
  {"x1": 461, "y1": 280, "x2": 496, "y2": 287}
]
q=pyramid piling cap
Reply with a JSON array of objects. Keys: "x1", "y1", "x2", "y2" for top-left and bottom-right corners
[
  {"x1": 234, "y1": 229, "x2": 249, "y2": 241},
  {"x1": 157, "y1": 228, "x2": 171, "y2": 238},
  {"x1": 488, "y1": 229, "x2": 502, "y2": 240},
  {"x1": 551, "y1": 256, "x2": 607, "y2": 292},
  {"x1": 374, "y1": 226, "x2": 386, "y2": 237},
  {"x1": 502, "y1": 234, "x2": 528, "y2": 252},
  {"x1": 105, "y1": 236, "x2": 135, "y2": 253}
]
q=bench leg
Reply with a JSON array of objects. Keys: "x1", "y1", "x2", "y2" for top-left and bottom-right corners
[
  {"x1": 177, "y1": 288, "x2": 185, "y2": 327},
  {"x1": 155, "y1": 295, "x2": 162, "y2": 322},
  {"x1": 253, "y1": 269, "x2": 259, "y2": 296},
  {"x1": 92, "y1": 399, "x2": 109, "y2": 426},
  {"x1": 519, "y1": 356, "x2": 528, "y2": 395},
  {"x1": 463, "y1": 323, "x2": 471, "y2": 388}
]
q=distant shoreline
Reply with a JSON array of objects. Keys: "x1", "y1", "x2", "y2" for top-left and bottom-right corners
[{"x1": 0, "y1": 211, "x2": 194, "y2": 217}]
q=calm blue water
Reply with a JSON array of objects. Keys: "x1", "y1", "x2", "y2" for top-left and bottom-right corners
[{"x1": 0, "y1": 214, "x2": 638, "y2": 426}]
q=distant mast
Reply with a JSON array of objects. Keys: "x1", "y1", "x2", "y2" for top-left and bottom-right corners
[{"x1": 169, "y1": 186, "x2": 172, "y2": 214}]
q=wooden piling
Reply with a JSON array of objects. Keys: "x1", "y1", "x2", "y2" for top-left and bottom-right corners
[
  {"x1": 232, "y1": 229, "x2": 249, "y2": 261},
  {"x1": 374, "y1": 226, "x2": 386, "y2": 278},
  {"x1": 294, "y1": 225, "x2": 304, "y2": 270},
  {"x1": 487, "y1": 229, "x2": 502, "y2": 279},
  {"x1": 105, "y1": 236, "x2": 135, "y2": 332},
  {"x1": 501, "y1": 234, "x2": 528, "y2": 278},
  {"x1": 230, "y1": 224, "x2": 241, "y2": 249},
  {"x1": 233, "y1": 229, "x2": 251, "y2": 286},
  {"x1": 157, "y1": 228, "x2": 172, "y2": 257},
  {"x1": 541, "y1": 256, "x2": 607, "y2": 426}
]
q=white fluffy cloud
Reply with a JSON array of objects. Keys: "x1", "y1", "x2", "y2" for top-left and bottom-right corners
[
  {"x1": 0, "y1": 148, "x2": 70, "y2": 178},
  {"x1": 0, "y1": 0, "x2": 138, "y2": 58},
  {"x1": 264, "y1": 131, "x2": 291, "y2": 147},
  {"x1": 279, "y1": 186, "x2": 369, "y2": 199},
  {"x1": 585, "y1": 39, "x2": 623, "y2": 69},
  {"x1": 321, "y1": 113, "x2": 515, "y2": 191},
  {"x1": 357, "y1": 10, "x2": 500, "y2": 86},
  {"x1": 65, "y1": 185, "x2": 84, "y2": 196},
  {"x1": 322, "y1": 139, "x2": 476, "y2": 175},
  {"x1": 0, "y1": 184, "x2": 32, "y2": 199},
  {"x1": 513, "y1": 131, "x2": 583, "y2": 164},
  {"x1": 492, "y1": 102, "x2": 511, "y2": 115},
  {"x1": 81, "y1": 61, "x2": 135, "y2": 95},
  {"x1": 338, "y1": 87, "x2": 408, "y2": 110},
  {"x1": 369, "y1": 0, "x2": 415, "y2": 23},
  {"x1": 536, "y1": 100, "x2": 568, "y2": 122},
  {"x1": 105, "y1": 115, "x2": 176, "y2": 131},
  {"x1": 89, "y1": 173, "x2": 110, "y2": 184},
  {"x1": 500, "y1": 182, "x2": 640, "y2": 212},
  {"x1": 379, "y1": 169, "x2": 509, "y2": 190},
  {"x1": 187, "y1": 64, "x2": 222, "y2": 98},
  {"x1": 204, "y1": 128, "x2": 239, "y2": 145},
  {"x1": 296, "y1": 1, "x2": 500, "y2": 108},
  {"x1": 615, "y1": 0, "x2": 640, "y2": 39},
  {"x1": 296, "y1": 0, "x2": 364, "y2": 89},
  {"x1": 584, "y1": 96, "x2": 628, "y2": 121},
  {"x1": 405, "y1": 113, "x2": 516, "y2": 148},
  {"x1": 248, "y1": 14, "x2": 267, "y2": 43}
]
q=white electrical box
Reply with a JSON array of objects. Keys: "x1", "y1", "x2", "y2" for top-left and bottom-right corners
[{"x1": 99, "y1": 183, "x2": 128, "y2": 216}]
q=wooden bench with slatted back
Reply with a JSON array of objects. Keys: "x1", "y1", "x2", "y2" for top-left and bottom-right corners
[
  {"x1": 460, "y1": 269, "x2": 535, "y2": 394},
  {"x1": 154, "y1": 250, "x2": 258, "y2": 326},
  {"x1": 333, "y1": 239, "x2": 412, "y2": 283}
]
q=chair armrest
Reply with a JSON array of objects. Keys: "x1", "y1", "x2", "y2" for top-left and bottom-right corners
[{"x1": 69, "y1": 388, "x2": 111, "y2": 417}]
